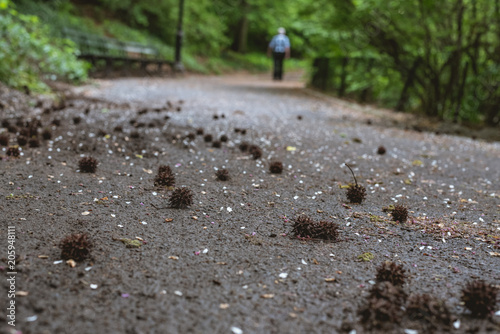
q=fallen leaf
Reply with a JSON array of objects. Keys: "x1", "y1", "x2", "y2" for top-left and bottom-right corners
[
  {"x1": 120, "y1": 238, "x2": 142, "y2": 248},
  {"x1": 325, "y1": 278, "x2": 336, "y2": 282},
  {"x1": 165, "y1": 218, "x2": 173, "y2": 222},
  {"x1": 489, "y1": 252, "x2": 500, "y2": 257},
  {"x1": 38, "y1": 255, "x2": 49, "y2": 259},
  {"x1": 143, "y1": 168, "x2": 153, "y2": 174},
  {"x1": 286, "y1": 146, "x2": 297, "y2": 151},
  {"x1": 66, "y1": 259, "x2": 76, "y2": 268},
  {"x1": 261, "y1": 294, "x2": 275, "y2": 299},
  {"x1": 219, "y1": 303, "x2": 229, "y2": 309},
  {"x1": 168, "y1": 256, "x2": 179, "y2": 260},
  {"x1": 15, "y1": 291, "x2": 29, "y2": 296},
  {"x1": 357, "y1": 252, "x2": 374, "y2": 262},
  {"x1": 81, "y1": 211, "x2": 90, "y2": 216}
]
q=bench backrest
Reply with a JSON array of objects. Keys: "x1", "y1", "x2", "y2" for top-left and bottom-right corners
[{"x1": 61, "y1": 27, "x2": 159, "y2": 59}]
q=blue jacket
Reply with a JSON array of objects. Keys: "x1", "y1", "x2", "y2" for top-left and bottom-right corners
[{"x1": 269, "y1": 34, "x2": 290, "y2": 53}]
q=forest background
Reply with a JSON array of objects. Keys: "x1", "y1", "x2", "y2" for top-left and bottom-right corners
[{"x1": 1, "y1": 0, "x2": 499, "y2": 126}]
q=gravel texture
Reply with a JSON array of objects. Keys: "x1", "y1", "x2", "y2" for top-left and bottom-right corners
[{"x1": 1, "y1": 74, "x2": 499, "y2": 334}]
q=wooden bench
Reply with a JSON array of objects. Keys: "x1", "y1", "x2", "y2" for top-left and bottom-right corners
[{"x1": 62, "y1": 28, "x2": 173, "y2": 76}]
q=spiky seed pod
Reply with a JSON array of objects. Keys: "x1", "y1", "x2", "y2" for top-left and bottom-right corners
[
  {"x1": 6, "y1": 146, "x2": 20, "y2": 157},
  {"x1": 369, "y1": 281, "x2": 407, "y2": 303},
  {"x1": 375, "y1": 261, "x2": 407, "y2": 286},
  {"x1": 377, "y1": 146, "x2": 386, "y2": 155},
  {"x1": 130, "y1": 131, "x2": 140, "y2": 139},
  {"x1": 1, "y1": 120, "x2": 10, "y2": 128},
  {"x1": 158, "y1": 165, "x2": 171, "y2": 174},
  {"x1": 234, "y1": 128, "x2": 241, "y2": 133},
  {"x1": 240, "y1": 129, "x2": 247, "y2": 135},
  {"x1": 41, "y1": 129, "x2": 52, "y2": 140},
  {"x1": 391, "y1": 204, "x2": 408, "y2": 223},
  {"x1": 345, "y1": 163, "x2": 366, "y2": 204},
  {"x1": 220, "y1": 134, "x2": 228, "y2": 142},
  {"x1": 73, "y1": 116, "x2": 82, "y2": 124},
  {"x1": 196, "y1": 128, "x2": 204, "y2": 135},
  {"x1": 359, "y1": 281, "x2": 407, "y2": 329},
  {"x1": 114, "y1": 125, "x2": 123, "y2": 132},
  {"x1": 347, "y1": 184, "x2": 366, "y2": 204},
  {"x1": 0, "y1": 134, "x2": 9, "y2": 146},
  {"x1": 291, "y1": 215, "x2": 339, "y2": 241},
  {"x1": 215, "y1": 169, "x2": 230, "y2": 181},
  {"x1": 249, "y1": 145, "x2": 262, "y2": 160},
  {"x1": 154, "y1": 165, "x2": 175, "y2": 187},
  {"x1": 169, "y1": 187, "x2": 194, "y2": 209},
  {"x1": 28, "y1": 138, "x2": 40, "y2": 148},
  {"x1": 406, "y1": 294, "x2": 452, "y2": 330},
  {"x1": 358, "y1": 295, "x2": 404, "y2": 330},
  {"x1": 291, "y1": 215, "x2": 315, "y2": 239},
  {"x1": 59, "y1": 233, "x2": 92, "y2": 262},
  {"x1": 239, "y1": 142, "x2": 249, "y2": 152},
  {"x1": 19, "y1": 128, "x2": 30, "y2": 137},
  {"x1": 461, "y1": 280, "x2": 499, "y2": 318},
  {"x1": 315, "y1": 220, "x2": 340, "y2": 240},
  {"x1": 269, "y1": 161, "x2": 283, "y2": 174},
  {"x1": 17, "y1": 136, "x2": 27, "y2": 146},
  {"x1": 204, "y1": 134, "x2": 213, "y2": 142},
  {"x1": 134, "y1": 122, "x2": 145, "y2": 128},
  {"x1": 213, "y1": 114, "x2": 219, "y2": 120},
  {"x1": 78, "y1": 157, "x2": 98, "y2": 173},
  {"x1": 212, "y1": 140, "x2": 222, "y2": 148}
]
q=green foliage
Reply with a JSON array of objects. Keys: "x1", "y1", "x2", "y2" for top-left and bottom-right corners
[
  {"x1": 0, "y1": 0, "x2": 88, "y2": 93},
  {"x1": 307, "y1": 0, "x2": 500, "y2": 125}
]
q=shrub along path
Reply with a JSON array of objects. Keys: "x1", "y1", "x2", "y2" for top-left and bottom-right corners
[{"x1": 1, "y1": 73, "x2": 499, "y2": 333}]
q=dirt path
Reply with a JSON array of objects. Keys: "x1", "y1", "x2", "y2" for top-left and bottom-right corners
[{"x1": 1, "y1": 73, "x2": 499, "y2": 334}]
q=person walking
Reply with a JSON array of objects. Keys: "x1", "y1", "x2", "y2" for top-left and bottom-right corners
[{"x1": 268, "y1": 27, "x2": 290, "y2": 80}]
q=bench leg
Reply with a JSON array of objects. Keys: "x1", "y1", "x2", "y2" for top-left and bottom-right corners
[{"x1": 105, "y1": 59, "x2": 112, "y2": 77}]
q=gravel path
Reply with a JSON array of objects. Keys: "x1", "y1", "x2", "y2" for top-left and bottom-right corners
[{"x1": 2, "y1": 73, "x2": 499, "y2": 334}]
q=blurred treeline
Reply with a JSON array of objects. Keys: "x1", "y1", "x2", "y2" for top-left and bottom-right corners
[{"x1": 3, "y1": 0, "x2": 500, "y2": 125}]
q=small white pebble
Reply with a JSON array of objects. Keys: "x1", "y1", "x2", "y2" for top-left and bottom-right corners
[
  {"x1": 231, "y1": 327, "x2": 243, "y2": 334},
  {"x1": 90, "y1": 284, "x2": 98, "y2": 289},
  {"x1": 26, "y1": 315, "x2": 38, "y2": 322}
]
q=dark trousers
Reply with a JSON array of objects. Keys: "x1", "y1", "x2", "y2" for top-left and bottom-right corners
[{"x1": 273, "y1": 52, "x2": 285, "y2": 80}]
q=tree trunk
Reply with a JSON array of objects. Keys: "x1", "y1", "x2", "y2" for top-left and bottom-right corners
[
  {"x1": 396, "y1": 57, "x2": 421, "y2": 111},
  {"x1": 236, "y1": 0, "x2": 249, "y2": 54},
  {"x1": 453, "y1": 61, "x2": 469, "y2": 122},
  {"x1": 338, "y1": 57, "x2": 349, "y2": 97}
]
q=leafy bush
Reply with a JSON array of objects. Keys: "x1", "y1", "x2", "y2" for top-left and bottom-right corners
[{"x1": 0, "y1": 0, "x2": 88, "y2": 93}]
